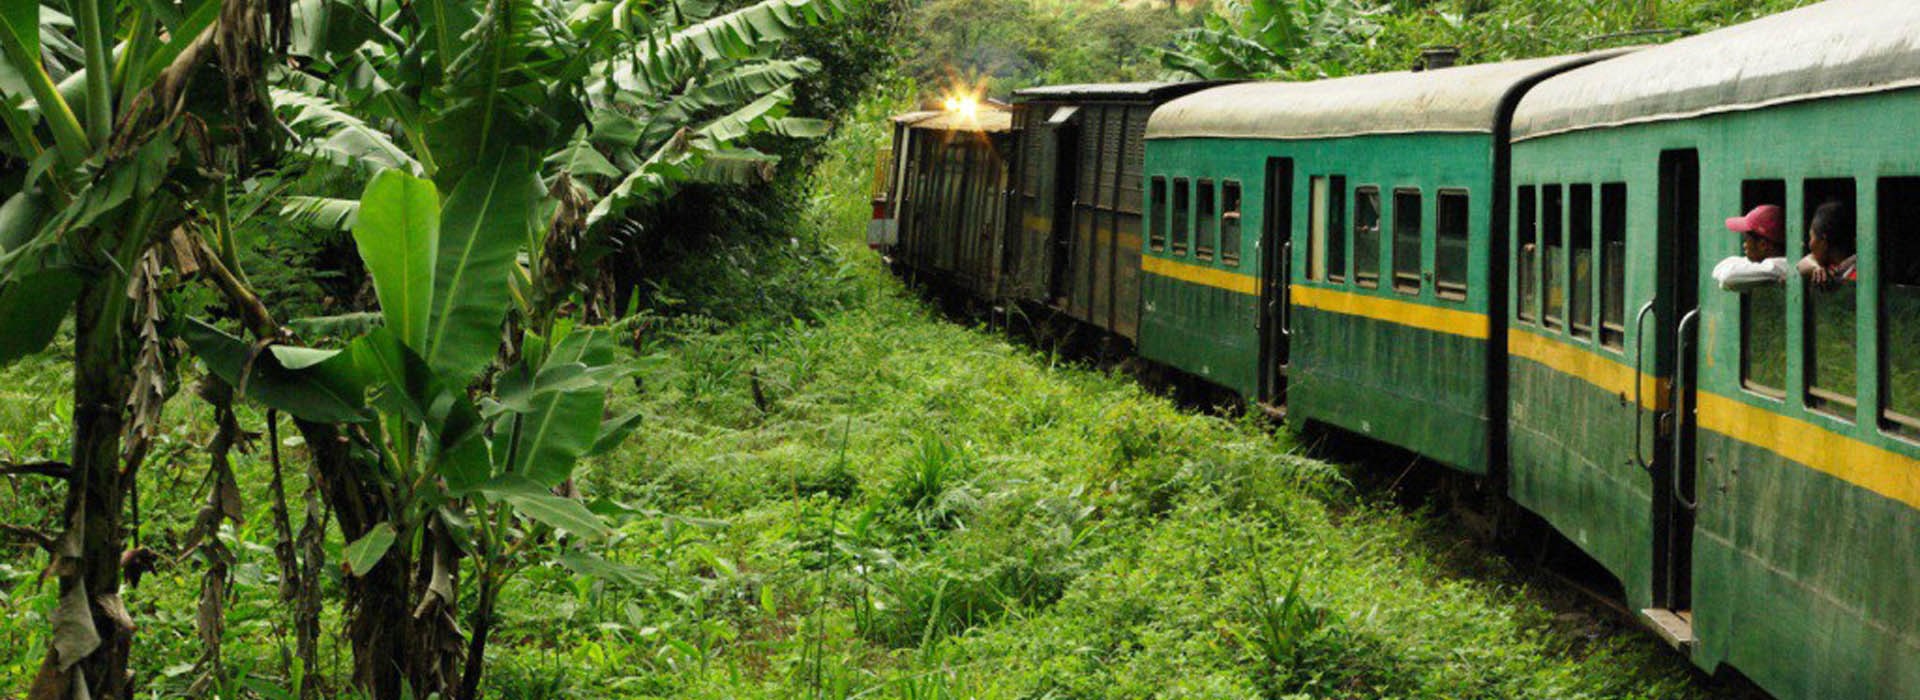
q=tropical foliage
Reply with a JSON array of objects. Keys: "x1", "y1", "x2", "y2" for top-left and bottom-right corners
[{"x1": 0, "y1": 0, "x2": 858, "y2": 697}]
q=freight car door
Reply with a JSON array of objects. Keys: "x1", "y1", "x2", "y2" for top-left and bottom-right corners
[
  {"x1": 1260, "y1": 158, "x2": 1296, "y2": 406},
  {"x1": 1644, "y1": 148, "x2": 1701, "y2": 645}
]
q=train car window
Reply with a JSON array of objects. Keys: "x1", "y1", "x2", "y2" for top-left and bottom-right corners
[
  {"x1": 1172, "y1": 178, "x2": 1190, "y2": 255},
  {"x1": 1569, "y1": 184, "x2": 1595, "y2": 341},
  {"x1": 1196, "y1": 179, "x2": 1217, "y2": 260},
  {"x1": 1600, "y1": 183, "x2": 1627, "y2": 349},
  {"x1": 1436, "y1": 190, "x2": 1469, "y2": 301},
  {"x1": 1309, "y1": 176, "x2": 1348, "y2": 283},
  {"x1": 1392, "y1": 189, "x2": 1423, "y2": 295},
  {"x1": 1354, "y1": 186, "x2": 1381, "y2": 289},
  {"x1": 1518, "y1": 185, "x2": 1538, "y2": 323},
  {"x1": 1542, "y1": 185, "x2": 1565, "y2": 331},
  {"x1": 1803, "y1": 179, "x2": 1858, "y2": 420},
  {"x1": 1879, "y1": 177, "x2": 1920, "y2": 437},
  {"x1": 1149, "y1": 177, "x2": 1168, "y2": 252},
  {"x1": 1740, "y1": 179, "x2": 1789, "y2": 397},
  {"x1": 1222, "y1": 181, "x2": 1243, "y2": 266}
]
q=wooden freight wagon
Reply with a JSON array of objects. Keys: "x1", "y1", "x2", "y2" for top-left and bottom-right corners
[
  {"x1": 1508, "y1": 2, "x2": 1920, "y2": 696},
  {"x1": 1003, "y1": 83, "x2": 1220, "y2": 339},
  {"x1": 880, "y1": 107, "x2": 1016, "y2": 299}
]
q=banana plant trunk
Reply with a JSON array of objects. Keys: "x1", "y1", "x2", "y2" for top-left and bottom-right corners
[{"x1": 29, "y1": 253, "x2": 138, "y2": 700}]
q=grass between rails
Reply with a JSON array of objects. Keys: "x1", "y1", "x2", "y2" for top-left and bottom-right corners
[{"x1": 3, "y1": 91, "x2": 1718, "y2": 698}]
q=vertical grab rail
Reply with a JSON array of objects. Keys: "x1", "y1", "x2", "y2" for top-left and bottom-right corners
[
  {"x1": 1672, "y1": 308, "x2": 1702, "y2": 511},
  {"x1": 1279, "y1": 241, "x2": 1293, "y2": 337},
  {"x1": 1632, "y1": 301, "x2": 1658, "y2": 470}
]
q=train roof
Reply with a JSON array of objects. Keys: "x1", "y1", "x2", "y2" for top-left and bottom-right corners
[
  {"x1": 1144, "y1": 52, "x2": 1624, "y2": 141},
  {"x1": 1514, "y1": 0, "x2": 1920, "y2": 140},
  {"x1": 894, "y1": 109, "x2": 1014, "y2": 134},
  {"x1": 1013, "y1": 82, "x2": 1226, "y2": 102}
]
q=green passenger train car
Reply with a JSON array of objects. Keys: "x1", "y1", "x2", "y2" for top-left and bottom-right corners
[
  {"x1": 1508, "y1": 2, "x2": 1920, "y2": 697},
  {"x1": 883, "y1": 108, "x2": 1016, "y2": 298},
  {"x1": 1140, "y1": 54, "x2": 1614, "y2": 472},
  {"x1": 1003, "y1": 83, "x2": 1221, "y2": 339}
]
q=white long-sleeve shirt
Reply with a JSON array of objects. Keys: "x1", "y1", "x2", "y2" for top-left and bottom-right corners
[{"x1": 1711, "y1": 255, "x2": 1791, "y2": 291}]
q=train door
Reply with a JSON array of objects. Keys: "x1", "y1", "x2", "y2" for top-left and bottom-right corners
[
  {"x1": 1645, "y1": 148, "x2": 1700, "y2": 645},
  {"x1": 1260, "y1": 157, "x2": 1296, "y2": 406}
]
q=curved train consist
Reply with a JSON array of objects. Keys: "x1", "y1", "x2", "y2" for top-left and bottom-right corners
[{"x1": 867, "y1": 2, "x2": 1918, "y2": 697}]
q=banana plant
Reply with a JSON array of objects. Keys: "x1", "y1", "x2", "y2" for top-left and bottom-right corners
[{"x1": 186, "y1": 161, "x2": 646, "y2": 698}]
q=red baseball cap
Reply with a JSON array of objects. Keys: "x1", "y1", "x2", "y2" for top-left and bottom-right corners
[{"x1": 1726, "y1": 205, "x2": 1784, "y2": 243}]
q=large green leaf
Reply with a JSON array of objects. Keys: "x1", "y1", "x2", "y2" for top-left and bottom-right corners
[
  {"x1": 505, "y1": 328, "x2": 615, "y2": 486},
  {"x1": 0, "y1": 266, "x2": 79, "y2": 366},
  {"x1": 342, "y1": 523, "x2": 398, "y2": 576},
  {"x1": 351, "y1": 169, "x2": 440, "y2": 353},
  {"x1": 181, "y1": 320, "x2": 373, "y2": 423},
  {"x1": 273, "y1": 86, "x2": 423, "y2": 175},
  {"x1": 476, "y1": 474, "x2": 611, "y2": 540},
  {"x1": 424, "y1": 148, "x2": 535, "y2": 378}
]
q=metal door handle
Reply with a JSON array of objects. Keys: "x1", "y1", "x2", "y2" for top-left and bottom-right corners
[
  {"x1": 1280, "y1": 241, "x2": 1293, "y2": 337},
  {"x1": 1672, "y1": 308, "x2": 1701, "y2": 511},
  {"x1": 1632, "y1": 300, "x2": 1656, "y2": 470}
]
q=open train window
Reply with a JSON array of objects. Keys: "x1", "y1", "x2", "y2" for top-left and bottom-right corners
[
  {"x1": 1740, "y1": 179, "x2": 1788, "y2": 398},
  {"x1": 1196, "y1": 179, "x2": 1217, "y2": 261},
  {"x1": 1436, "y1": 191, "x2": 1469, "y2": 301},
  {"x1": 1542, "y1": 185, "x2": 1565, "y2": 331},
  {"x1": 1392, "y1": 189, "x2": 1423, "y2": 295},
  {"x1": 1222, "y1": 181, "x2": 1243, "y2": 266},
  {"x1": 1803, "y1": 178, "x2": 1858, "y2": 420},
  {"x1": 1309, "y1": 176, "x2": 1347, "y2": 283},
  {"x1": 1172, "y1": 178, "x2": 1190, "y2": 255},
  {"x1": 1569, "y1": 184, "x2": 1595, "y2": 341},
  {"x1": 1879, "y1": 177, "x2": 1920, "y2": 437},
  {"x1": 1354, "y1": 186, "x2": 1381, "y2": 289},
  {"x1": 1518, "y1": 185, "x2": 1538, "y2": 323},
  {"x1": 1599, "y1": 183, "x2": 1627, "y2": 349},
  {"x1": 1149, "y1": 177, "x2": 1167, "y2": 251}
]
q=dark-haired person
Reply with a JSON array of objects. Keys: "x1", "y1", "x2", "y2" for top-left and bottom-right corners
[
  {"x1": 1796, "y1": 201, "x2": 1858, "y2": 285},
  {"x1": 1712, "y1": 204, "x2": 1791, "y2": 291}
]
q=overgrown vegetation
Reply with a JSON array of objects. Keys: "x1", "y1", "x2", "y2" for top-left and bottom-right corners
[{"x1": 2, "y1": 1, "x2": 1811, "y2": 697}]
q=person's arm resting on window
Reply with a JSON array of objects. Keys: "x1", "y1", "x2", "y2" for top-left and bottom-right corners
[{"x1": 1712, "y1": 255, "x2": 1791, "y2": 291}]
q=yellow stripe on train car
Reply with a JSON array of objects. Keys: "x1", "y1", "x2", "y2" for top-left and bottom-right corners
[
  {"x1": 1289, "y1": 285, "x2": 1490, "y2": 339},
  {"x1": 1508, "y1": 328, "x2": 1670, "y2": 411},
  {"x1": 1696, "y1": 392, "x2": 1920, "y2": 512},
  {"x1": 1140, "y1": 255, "x2": 1259, "y2": 295}
]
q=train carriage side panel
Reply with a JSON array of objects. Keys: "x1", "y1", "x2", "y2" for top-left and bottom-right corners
[{"x1": 1512, "y1": 3, "x2": 1920, "y2": 697}]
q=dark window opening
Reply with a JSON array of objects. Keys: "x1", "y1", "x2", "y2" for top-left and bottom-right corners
[
  {"x1": 1354, "y1": 186, "x2": 1381, "y2": 289},
  {"x1": 1222, "y1": 181, "x2": 1243, "y2": 265},
  {"x1": 1392, "y1": 189, "x2": 1423, "y2": 295},
  {"x1": 1311, "y1": 176, "x2": 1348, "y2": 283},
  {"x1": 1518, "y1": 185, "x2": 1538, "y2": 323},
  {"x1": 1172, "y1": 178, "x2": 1189, "y2": 255},
  {"x1": 1804, "y1": 178, "x2": 1858, "y2": 420},
  {"x1": 1570, "y1": 184, "x2": 1595, "y2": 340},
  {"x1": 1436, "y1": 190, "x2": 1469, "y2": 301},
  {"x1": 1880, "y1": 177, "x2": 1920, "y2": 437},
  {"x1": 1149, "y1": 177, "x2": 1167, "y2": 251},
  {"x1": 1600, "y1": 183, "x2": 1627, "y2": 349},
  {"x1": 1196, "y1": 179, "x2": 1217, "y2": 260},
  {"x1": 1741, "y1": 179, "x2": 1788, "y2": 397},
  {"x1": 1542, "y1": 185, "x2": 1565, "y2": 331}
]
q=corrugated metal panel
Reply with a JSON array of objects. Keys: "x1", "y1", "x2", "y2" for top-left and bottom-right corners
[
  {"x1": 1147, "y1": 51, "x2": 1626, "y2": 140},
  {"x1": 1118, "y1": 106, "x2": 1149, "y2": 214},
  {"x1": 1516, "y1": 0, "x2": 1920, "y2": 139},
  {"x1": 1078, "y1": 106, "x2": 1102, "y2": 203},
  {"x1": 1098, "y1": 107, "x2": 1124, "y2": 207}
]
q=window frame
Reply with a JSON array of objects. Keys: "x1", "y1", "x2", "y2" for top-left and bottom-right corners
[
  {"x1": 1541, "y1": 184, "x2": 1566, "y2": 332},
  {"x1": 1148, "y1": 176, "x2": 1168, "y2": 252},
  {"x1": 1598, "y1": 182, "x2": 1627, "y2": 350},
  {"x1": 1801, "y1": 177, "x2": 1860, "y2": 421},
  {"x1": 1195, "y1": 178, "x2": 1217, "y2": 261},
  {"x1": 1353, "y1": 185, "x2": 1382, "y2": 289},
  {"x1": 1569, "y1": 183, "x2": 1596, "y2": 342},
  {"x1": 1391, "y1": 187, "x2": 1423, "y2": 296},
  {"x1": 1171, "y1": 177, "x2": 1190, "y2": 256},
  {"x1": 1435, "y1": 189, "x2": 1470, "y2": 302},
  {"x1": 1879, "y1": 177, "x2": 1920, "y2": 439},
  {"x1": 1221, "y1": 179, "x2": 1243, "y2": 266},
  {"x1": 1517, "y1": 184, "x2": 1538, "y2": 324},
  {"x1": 1739, "y1": 178, "x2": 1789, "y2": 399}
]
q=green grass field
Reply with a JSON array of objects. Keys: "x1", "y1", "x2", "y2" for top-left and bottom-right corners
[{"x1": 0, "y1": 92, "x2": 1731, "y2": 699}]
